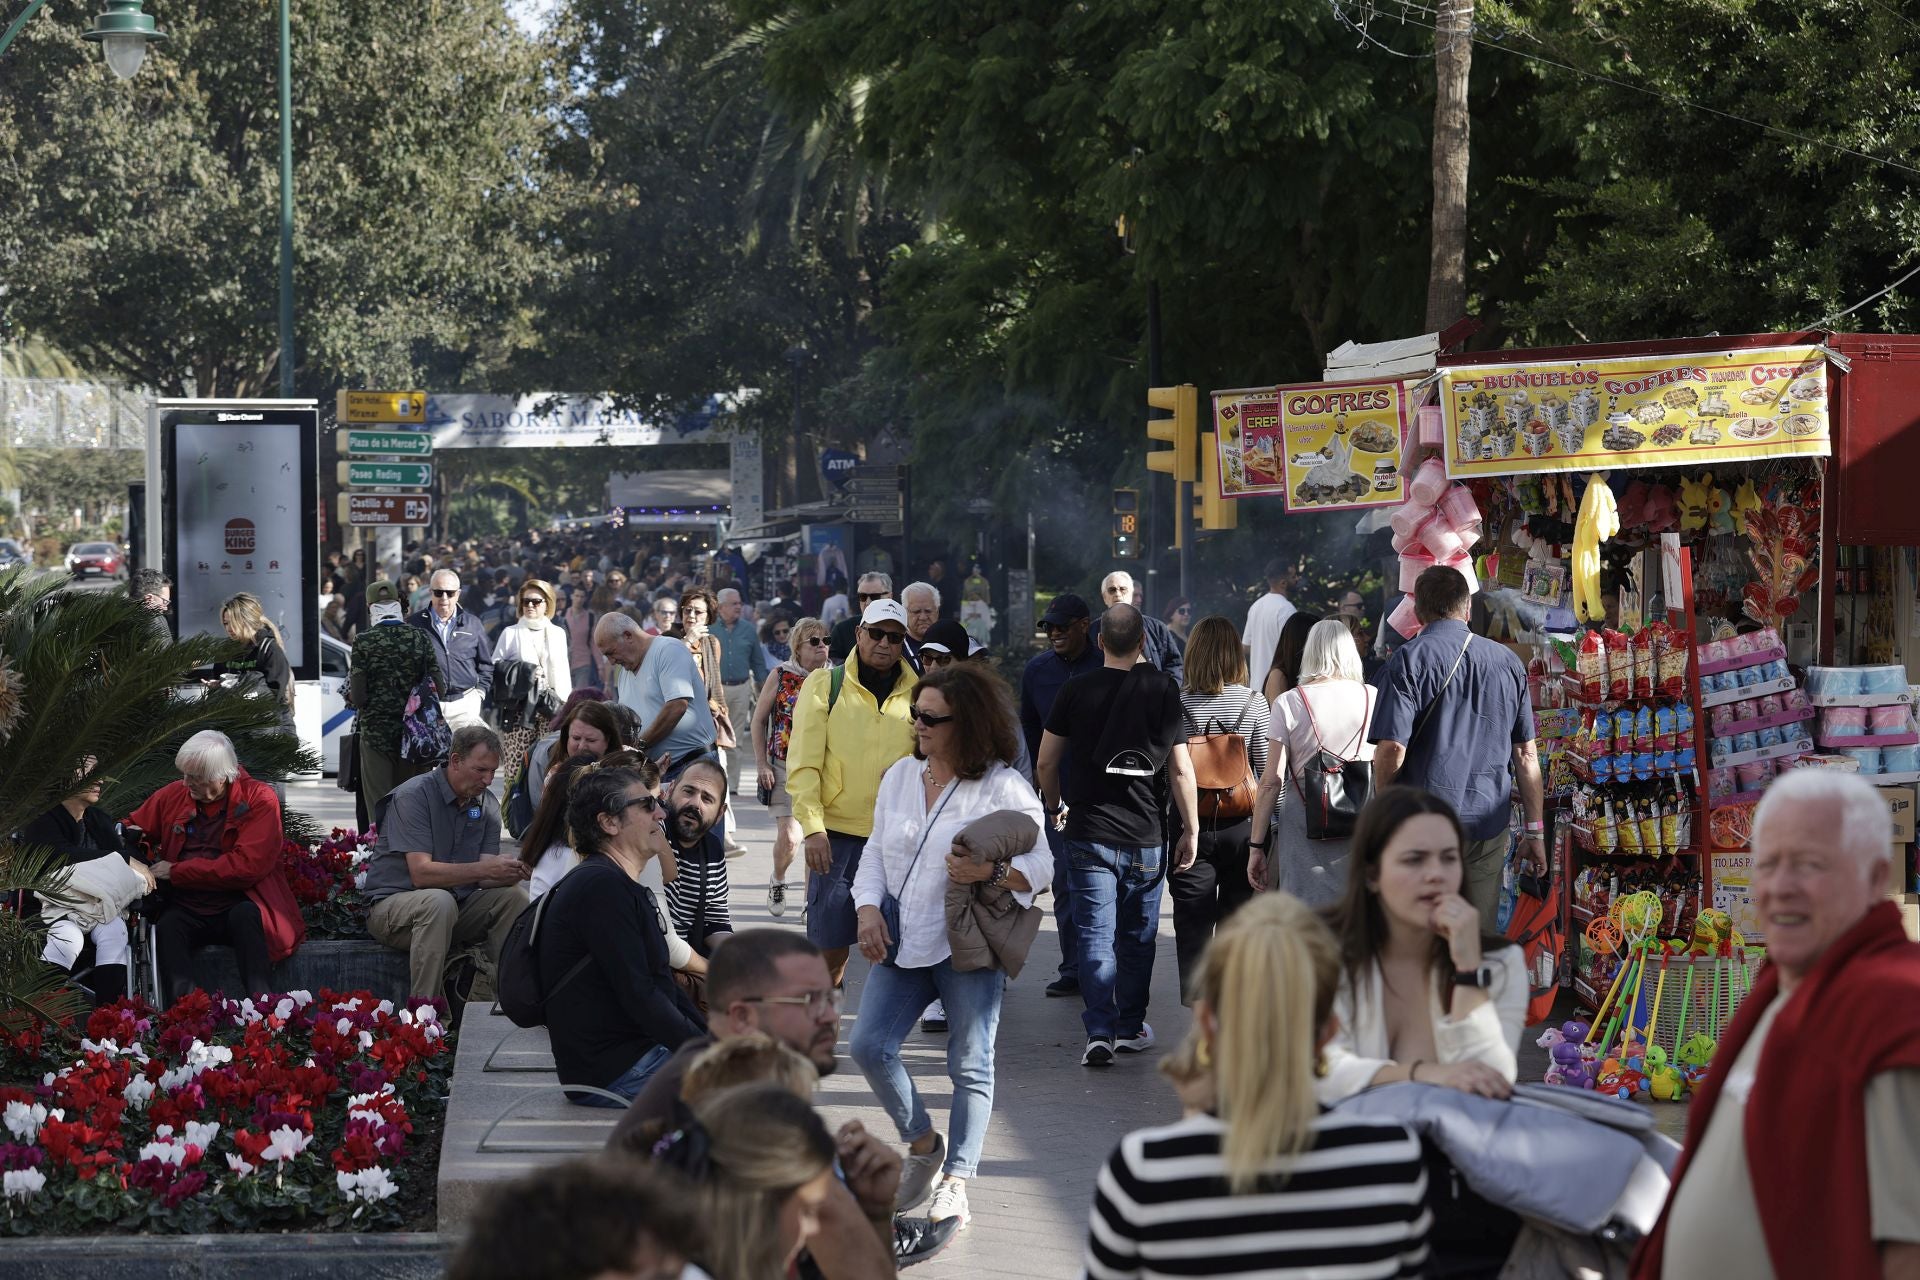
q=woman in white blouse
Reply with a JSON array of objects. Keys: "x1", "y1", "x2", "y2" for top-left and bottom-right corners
[
  {"x1": 1249, "y1": 619, "x2": 1376, "y2": 908},
  {"x1": 491, "y1": 578, "x2": 573, "y2": 782},
  {"x1": 1318, "y1": 785, "x2": 1527, "y2": 1104},
  {"x1": 849, "y1": 664, "x2": 1050, "y2": 1239}
]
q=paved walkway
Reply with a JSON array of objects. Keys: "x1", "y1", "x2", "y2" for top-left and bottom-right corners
[{"x1": 288, "y1": 777, "x2": 1188, "y2": 1276}]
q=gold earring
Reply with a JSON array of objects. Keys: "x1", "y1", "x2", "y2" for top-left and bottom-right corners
[
  {"x1": 1315, "y1": 1054, "x2": 1329, "y2": 1078},
  {"x1": 1196, "y1": 1040, "x2": 1212, "y2": 1068}
]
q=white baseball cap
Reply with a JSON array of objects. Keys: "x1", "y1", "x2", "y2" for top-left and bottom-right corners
[{"x1": 860, "y1": 599, "x2": 910, "y2": 629}]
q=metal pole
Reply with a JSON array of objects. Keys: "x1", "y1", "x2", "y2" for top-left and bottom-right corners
[
  {"x1": 277, "y1": 0, "x2": 295, "y2": 398},
  {"x1": 1145, "y1": 278, "x2": 1188, "y2": 603},
  {"x1": 0, "y1": 0, "x2": 51, "y2": 60}
]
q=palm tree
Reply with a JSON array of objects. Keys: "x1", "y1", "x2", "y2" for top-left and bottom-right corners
[{"x1": 0, "y1": 568, "x2": 315, "y2": 1034}]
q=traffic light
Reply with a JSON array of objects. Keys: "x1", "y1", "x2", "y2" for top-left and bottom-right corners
[
  {"x1": 1145, "y1": 384, "x2": 1199, "y2": 484},
  {"x1": 1112, "y1": 488, "x2": 1141, "y2": 559},
  {"x1": 1194, "y1": 432, "x2": 1239, "y2": 532}
]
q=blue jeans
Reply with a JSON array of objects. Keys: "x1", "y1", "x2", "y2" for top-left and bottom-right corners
[
  {"x1": 1046, "y1": 825, "x2": 1078, "y2": 981},
  {"x1": 805, "y1": 831, "x2": 866, "y2": 949},
  {"x1": 848, "y1": 958, "x2": 1003, "y2": 1178},
  {"x1": 569, "y1": 1043, "x2": 672, "y2": 1109},
  {"x1": 1066, "y1": 840, "x2": 1161, "y2": 1042}
]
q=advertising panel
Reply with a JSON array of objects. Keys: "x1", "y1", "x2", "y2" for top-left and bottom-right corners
[{"x1": 1215, "y1": 379, "x2": 1411, "y2": 512}]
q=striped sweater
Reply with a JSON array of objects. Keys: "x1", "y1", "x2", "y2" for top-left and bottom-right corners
[
  {"x1": 1180, "y1": 684, "x2": 1271, "y2": 781},
  {"x1": 663, "y1": 830, "x2": 732, "y2": 953},
  {"x1": 1085, "y1": 1111, "x2": 1430, "y2": 1279}
]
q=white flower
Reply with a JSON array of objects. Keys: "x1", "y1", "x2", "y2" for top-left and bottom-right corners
[
  {"x1": 238, "y1": 999, "x2": 265, "y2": 1025},
  {"x1": 397, "y1": 1009, "x2": 414, "y2": 1026},
  {"x1": 154, "y1": 1125, "x2": 174, "y2": 1139},
  {"x1": 183, "y1": 1120, "x2": 219, "y2": 1150},
  {"x1": 375, "y1": 1000, "x2": 395, "y2": 1016},
  {"x1": 80, "y1": 1037, "x2": 119, "y2": 1055},
  {"x1": 333, "y1": 997, "x2": 363, "y2": 1013},
  {"x1": 358, "y1": 1031, "x2": 374, "y2": 1051},
  {"x1": 3, "y1": 1101, "x2": 49, "y2": 1143},
  {"x1": 415, "y1": 1004, "x2": 439, "y2": 1025},
  {"x1": 138, "y1": 1140, "x2": 187, "y2": 1166},
  {"x1": 272, "y1": 997, "x2": 296, "y2": 1021},
  {"x1": 288, "y1": 990, "x2": 314, "y2": 1007},
  {"x1": 262, "y1": 1125, "x2": 312, "y2": 1164},
  {"x1": 353, "y1": 870, "x2": 368, "y2": 890},
  {"x1": 121, "y1": 1074, "x2": 155, "y2": 1110},
  {"x1": 3, "y1": 1169, "x2": 46, "y2": 1200},
  {"x1": 226, "y1": 1154, "x2": 255, "y2": 1178},
  {"x1": 336, "y1": 1166, "x2": 399, "y2": 1204},
  {"x1": 336, "y1": 1017, "x2": 353, "y2": 1036}
]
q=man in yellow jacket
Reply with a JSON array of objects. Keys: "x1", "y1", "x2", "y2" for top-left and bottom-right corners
[{"x1": 788, "y1": 599, "x2": 919, "y2": 985}]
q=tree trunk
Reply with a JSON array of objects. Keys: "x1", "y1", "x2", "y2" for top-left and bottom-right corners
[{"x1": 1424, "y1": 0, "x2": 1473, "y2": 333}]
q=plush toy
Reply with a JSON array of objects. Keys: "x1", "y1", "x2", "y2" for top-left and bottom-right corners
[
  {"x1": 1707, "y1": 482, "x2": 1734, "y2": 534},
  {"x1": 1643, "y1": 483, "x2": 1678, "y2": 533},
  {"x1": 1560, "y1": 1019, "x2": 1592, "y2": 1044},
  {"x1": 1572, "y1": 473, "x2": 1620, "y2": 622},
  {"x1": 1677, "y1": 473, "x2": 1716, "y2": 531},
  {"x1": 1545, "y1": 1062, "x2": 1567, "y2": 1087},
  {"x1": 1677, "y1": 1032, "x2": 1717, "y2": 1070},
  {"x1": 1732, "y1": 477, "x2": 1763, "y2": 535},
  {"x1": 1536, "y1": 1027, "x2": 1565, "y2": 1050},
  {"x1": 1616, "y1": 478, "x2": 1650, "y2": 529}
]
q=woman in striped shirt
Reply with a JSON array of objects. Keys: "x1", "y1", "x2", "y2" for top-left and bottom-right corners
[{"x1": 1085, "y1": 893, "x2": 1430, "y2": 1279}]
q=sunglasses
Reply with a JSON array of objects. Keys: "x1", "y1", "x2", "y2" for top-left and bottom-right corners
[
  {"x1": 773, "y1": 629, "x2": 790, "y2": 639},
  {"x1": 432, "y1": 589, "x2": 459, "y2": 598},
  {"x1": 922, "y1": 651, "x2": 957, "y2": 667},
  {"x1": 519, "y1": 598, "x2": 545, "y2": 608},
  {"x1": 611, "y1": 793, "x2": 664, "y2": 817},
  {"x1": 911, "y1": 708, "x2": 955, "y2": 727},
  {"x1": 803, "y1": 637, "x2": 829, "y2": 648},
  {"x1": 865, "y1": 628, "x2": 908, "y2": 646},
  {"x1": 857, "y1": 592, "x2": 888, "y2": 603}
]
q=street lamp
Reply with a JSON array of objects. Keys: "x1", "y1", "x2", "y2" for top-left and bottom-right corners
[
  {"x1": 84, "y1": 0, "x2": 167, "y2": 79},
  {"x1": 0, "y1": 0, "x2": 166, "y2": 74}
]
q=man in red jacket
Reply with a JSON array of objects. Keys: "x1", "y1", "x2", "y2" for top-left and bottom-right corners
[
  {"x1": 128, "y1": 730, "x2": 306, "y2": 1005},
  {"x1": 1637, "y1": 767, "x2": 1920, "y2": 1279}
]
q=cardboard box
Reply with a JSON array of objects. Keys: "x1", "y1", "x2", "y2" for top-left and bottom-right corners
[
  {"x1": 1902, "y1": 894, "x2": 1920, "y2": 943},
  {"x1": 1883, "y1": 784, "x2": 1916, "y2": 843},
  {"x1": 1892, "y1": 845, "x2": 1912, "y2": 899}
]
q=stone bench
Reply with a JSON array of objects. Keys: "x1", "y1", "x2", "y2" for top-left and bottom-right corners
[
  {"x1": 184, "y1": 938, "x2": 412, "y2": 1005},
  {"x1": 436, "y1": 1000, "x2": 621, "y2": 1231}
]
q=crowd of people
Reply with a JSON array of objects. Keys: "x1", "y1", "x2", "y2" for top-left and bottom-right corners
[{"x1": 16, "y1": 534, "x2": 1920, "y2": 1279}]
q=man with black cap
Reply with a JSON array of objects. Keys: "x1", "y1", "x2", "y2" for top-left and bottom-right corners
[
  {"x1": 1019, "y1": 593, "x2": 1101, "y2": 997},
  {"x1": 348, "y1": 578, "x2": 445, "y2": 825}
]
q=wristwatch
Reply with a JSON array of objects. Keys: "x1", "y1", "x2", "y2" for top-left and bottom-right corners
[
  {"x1": 1453, "y1": 964, "x2": 1496, "y2": 989},
  {"x1": 1248, "y1": 835, "x2": 1270, "y2": 851}
]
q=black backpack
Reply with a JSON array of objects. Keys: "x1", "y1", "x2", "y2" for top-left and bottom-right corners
[{"x1": 496, "y1": 887, "x2": 591, "y2": 1028}]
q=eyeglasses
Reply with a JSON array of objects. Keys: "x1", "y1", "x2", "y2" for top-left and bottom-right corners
[
  {"x1": 519, "y1": 598, "x2": 545, "y2": 609},
  {"x1": 922, "y1": 651, "x2": 956, "y2": 667},
  {"x1": 431, "y1": 589, "x2": 459, "y2": 598},
  {"x1": 804, "y1": 637, "x2": 829, "y2": 648},
  {"x1": 741, "y1": 988, "x2": 844, "y2": 1015},
  {"x1": 911, "y1": 708, "x2": 955, "y2": 726},
  {"x1": 865, "y1": 628, "x2": 908, "y2": 646},
  {"x1": 857, "y1": 592, "x2": 887, "y2": 603},
  {"x1": 1175, "y1": 606, "x2": 1192, "y2": 615}
]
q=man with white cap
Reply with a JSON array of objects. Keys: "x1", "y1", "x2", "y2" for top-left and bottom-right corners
[
  {"x1": 787, "y1": 598, "x2": 920, "y2": 986},
  {"x1": 1637, "y1": 767, "x2": 1920, "y2": 1280}
]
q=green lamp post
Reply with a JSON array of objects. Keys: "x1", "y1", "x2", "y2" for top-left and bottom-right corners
[
  {"x1": 0, "y1": 1, "x2": 166, "y2": 72},
  {"x1": 1, "y1": 0, "x2": 296, "y2": 399}
]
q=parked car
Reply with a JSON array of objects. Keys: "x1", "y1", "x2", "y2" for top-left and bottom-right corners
[
  {"x1": 0, "y1": 540, "x2": 25, "y2": 570},
  {"x1": 65, "y1": 541, "x2": 126, "y2": 581},
  {"x1": 291, "y1": 632, "x2": 356, "y2": 778}
]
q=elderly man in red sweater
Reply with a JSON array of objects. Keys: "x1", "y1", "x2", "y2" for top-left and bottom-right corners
[{"x1": 1637, "y1": 767, "x2": 1920, "y2": 1280}]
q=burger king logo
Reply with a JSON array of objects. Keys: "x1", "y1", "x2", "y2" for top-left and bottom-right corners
[{"x1": 224, "y1": 518, "x2": 256, "y2": 556}]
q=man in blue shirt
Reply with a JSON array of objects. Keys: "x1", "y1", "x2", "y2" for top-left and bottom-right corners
[
  {"x1": 409, "y1": 569, "x2": 493, "y2": 732},
  {"x1": 1019, "y1": 593, "x2": 1102, "y2": 997},
  {"x1": 1369, "y1": 566, "x2": 1547, "y2": 925},
  {"x1": 712, "y1": 587, "x2": 767, "y2": 798},
  {"x1": 593, "y1": 613, "x2": 719, "y2": 772}
]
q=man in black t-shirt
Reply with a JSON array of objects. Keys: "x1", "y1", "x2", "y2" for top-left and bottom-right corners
[{"x1": 1036, "y1": 604, "x2": 1198, "y2": 1069}]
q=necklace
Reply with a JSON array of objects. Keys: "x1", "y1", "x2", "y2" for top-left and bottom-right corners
[{"x1": 923, "y1": 763, "x2": 952, "y2": 791}]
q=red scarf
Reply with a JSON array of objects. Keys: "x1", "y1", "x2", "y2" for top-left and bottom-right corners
[{"x1": 1634, "y1": 900, "x2": 1920, "y2": 1278}]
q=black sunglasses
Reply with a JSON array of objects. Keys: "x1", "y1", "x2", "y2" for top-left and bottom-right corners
[
  {"x1": 519, "y1": 597, "x2": 545, "y2": 608},
  {"x1": 857, "y1": 592, "x2": 887, "y2": 603},
  {"x1": 865, "y1": 628, "x2": 908, "y2": 646},
  {"x1": 432, "y1": 589, "x2": 459, "y2": 598},
  {"x1": 911, "y1": 708, "x2": 955, "y2": 726},
  {"x1": 611, "y1": 793, "x2": 663, "y2": 817}
]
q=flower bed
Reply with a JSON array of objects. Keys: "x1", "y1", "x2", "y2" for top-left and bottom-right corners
[
  {"x1": 281, "y1": 829, "x2": 377, "y2": 941},
  {"x1": 0, "y1": 988, "x2": 451, "y2": 1234}
]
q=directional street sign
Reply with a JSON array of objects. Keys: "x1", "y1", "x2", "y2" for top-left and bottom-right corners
[
  {"x1": 337, "y1": 391, "x2": 426, "y2": 424},
  {"x1": 339, "y1": 429, "x2": 432, "y2": 457},
  {"x1": 338, "y1": 461, "x2": 433, "y2": 488},
  {"x1": 340, "y1": 491, "x2": 432, "y2": 527},
  {"x1": 847, "y1": 506, "x2": 903, "y2": 523}
]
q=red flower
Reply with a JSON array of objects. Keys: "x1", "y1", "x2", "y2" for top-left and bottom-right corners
[{"x1": 230, "y1": 1128, "x2": 273, "y2": 1165}]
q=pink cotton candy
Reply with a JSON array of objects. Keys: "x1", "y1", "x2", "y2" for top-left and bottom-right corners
[
  {"x1": 1421, "y1": 516, "x2": 1467, "y2": 562},
  {"x1": 1398, "y1": 552, "x2": 1437, "y2": 593},
  {"x1": 1388, "y1": 593, "x2": 1423, "y2": 639},
  {"x1": 1439, "y1": 484, "x2": 1482, "y2": 533},
  {"x1": 1440, "y1": 551, "x2": 1479, "y2": 594},
  {"x1": 1409, "y1": 457, "x2": 1450, "y2": 506},
  {"x1": 1389, "y1": 499, "x2": 1434, "y2": 538}
]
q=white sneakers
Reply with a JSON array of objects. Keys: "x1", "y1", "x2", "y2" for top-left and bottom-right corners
[
  {"x1": 766, "y1": 881, "x2": 788, "y2": 916},
  {"x1": 928, "y1": 1176, "x2": 971, "y2": 1230},
  {"x1": 896, "y1": 1132, "x2": 946, "y2": 1212},
  {"x1": 1115, "y1": 1023, "x2": 1156, "y2": 1053}
]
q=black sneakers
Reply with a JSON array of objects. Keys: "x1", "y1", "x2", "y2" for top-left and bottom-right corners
[
  {"x1": 895, "y1": 1214, "x2": 960, "y2": 1267},
  {"x1": 1045, "y1": 976, "x2": 1080, "y2": 998},
  {"x1": 1081, "y1": 1038, "x2": 1115, "y2": 1068}
]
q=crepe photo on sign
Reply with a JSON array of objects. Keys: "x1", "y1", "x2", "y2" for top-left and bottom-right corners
[{"x1": 1211, "y1": 378, "x2": 1411, "y2": 513}]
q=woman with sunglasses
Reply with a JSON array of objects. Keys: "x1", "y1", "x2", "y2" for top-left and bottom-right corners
[
  {"x1": 490, "y1": 578, "x2": 572, "y2": 784},
  {"x1": 1161, "y1": 596, "x2": 1194, "y2": 641},
  {"x1": 849, "y1": 664, "x2": 1050, "y2": 1237},
  {"x1": 540, "y1": 760, "x2": 707, "y2": 1107},
  {"x1": 751, "y1": 616, "x2": 830, "y2": 916}
]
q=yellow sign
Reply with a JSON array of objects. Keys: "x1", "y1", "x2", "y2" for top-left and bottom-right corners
[
  {"x1": 336, "y1": 390, "x2": 426, "y2": 424},
  {"x1": 1214, "y1": 379, "x2": 1410, "y2": 512},
  {"x1": 1440, "y1": 345, "x2": 1830, "y2": 478}
]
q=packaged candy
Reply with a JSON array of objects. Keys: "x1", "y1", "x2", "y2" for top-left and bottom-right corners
[
  {"x1": 1617, "y1": 797, "x2": 1643, "y2": 853},
  {"x1": 1735, "y1": 759, "x2": 1774, "y2": 790},
  {"x1": 1604, "y1": 630, "x2": 1631, "y2": 700},
  {"x1": 1754, "y1": 693, "x2": 1785, "y2": 718},
  {"x1": 1397, "y1": 552, "x2": 1436, "y2": 593},
  {"x1": 1822, "y1": 706, "x2": 1869, "y2": 737},
  {"x1": 1736, "y1": 663, "x2": 1766, "y2": 688},
  {"x1": 1387, "y1": 593, "x2": 1421, "y2": 639},
  {"x1": 1882, "y1": 745, "x2": 1920, "y2": 774},
  {"x1": 1733, "y1": 731, "x2": 1760, "y2": 754},
  {"x1": 1577, "y1": 630, "x2": 1605, "y2": 703},
  {"x1": 1699, "y1": 636, "x2": 1729, "y2": 667},
  {"x1": 1409, "y1": 457, "x2": 1449, "y2": 506},
  {"x1": 1631, "y1": 628, "x2": 1654, "y2": 700},
  {"x1": 1389, "y1": 499, "x2": 1434, "y2": 539},
  {"x1": 1757, "y1": 724, "x2": 1783, "y2": 749},
  {"x1": 1706, "y1": 767, "x2": 1737, "y2": 800},
  {"x1": 1783, "y1": 686, "x2": 1810, "y2": 710},
  {"x1": 1840, "y1": 746, "x2": 1883, "y2": 774},
  {"x1": 1616, "y1": 711, "x2": 1636, "y2": 757},
  {"x1": 1761, "y1": 659, "x2": 1790, "y2": 683},
  {"x1": 1860, "y1": 664, "x2": 1909, "y2": 696},
  {"x1": 1710, "y1": 703, "x2": 1737, "y2": 733}
]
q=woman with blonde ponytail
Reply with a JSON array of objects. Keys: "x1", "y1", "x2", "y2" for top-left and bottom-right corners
[{"x1": 1084, "y1": 894, "x2": 1431, "y2": 1279}]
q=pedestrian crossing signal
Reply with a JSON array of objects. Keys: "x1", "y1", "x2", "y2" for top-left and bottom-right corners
[{"x1": 1112, "y1": 488, "x2": 1141, "y2": 558}]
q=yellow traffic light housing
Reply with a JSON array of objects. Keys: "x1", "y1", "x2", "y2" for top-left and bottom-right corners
[
  {"x1": 1145, "y1": 384, "x2": 1199, "y2": 484},
  {"x1": 1194, "y1": 432, "x2": 1238, "y2": 532}
]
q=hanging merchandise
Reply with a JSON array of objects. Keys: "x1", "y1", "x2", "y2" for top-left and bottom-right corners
[
  {"x1": 1572, "y1": 474, "x2": 1620, "y2": 623},
  {"x1": 1382, "y1": 467, "x2": 1484, "y2": 639}
]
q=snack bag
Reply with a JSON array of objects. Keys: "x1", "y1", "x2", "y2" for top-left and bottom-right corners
[
  {"x1": 1635, "y1": 704, "x2": 1655, "y2": 752},
  {"x1": 1631, "y1": 627, "x2": 1655, "y2": 700},
  {"x1": 1577, "y1": 630, "x2": 1605, "y2": 703},
  {"x1": 1653, "y1": 620, "x2": 1689, "y2": 699},
  {"x1": 1603, "y1": 629, "x2": 1631, "y2": 700},
  {"x1": 1654, "y1": 704, "x2": 1678, "y2": 753},
  {"x1": 1617, "y1": 793, "x2": 1644, "y2": 853}
]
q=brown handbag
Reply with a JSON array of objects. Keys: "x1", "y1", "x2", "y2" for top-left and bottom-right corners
[{"x1": 1186, "y1": 693, "x2": 1257, "y2": 823}]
